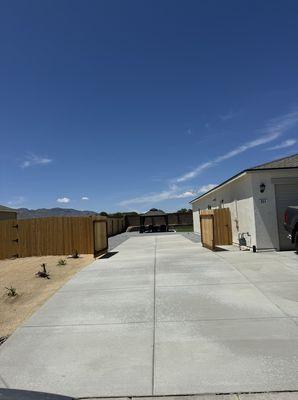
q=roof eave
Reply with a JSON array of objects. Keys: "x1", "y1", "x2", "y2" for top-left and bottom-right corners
[
  {"x1": 189, "y1": 165, "x2": 298, "y2": 204},
  {"x1": 189, "y1": 170, "x2": 247, "y2": 204}
]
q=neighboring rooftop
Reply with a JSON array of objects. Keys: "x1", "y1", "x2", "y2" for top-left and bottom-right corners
[
  {"x1": 141, "y1": 208, "x2": 166, "y2": 216},
  {"x1": 190, "y1": 153, "x2": 298, "y2": 204}
]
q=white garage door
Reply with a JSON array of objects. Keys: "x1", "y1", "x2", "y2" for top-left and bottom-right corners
[{"x1": 275, "y1": 183, "x2": 298, "y2": 250}]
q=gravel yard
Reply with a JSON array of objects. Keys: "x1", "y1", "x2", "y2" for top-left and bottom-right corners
[{"x1": 0, "y1": 254, "x2": 94, "y2": 339}]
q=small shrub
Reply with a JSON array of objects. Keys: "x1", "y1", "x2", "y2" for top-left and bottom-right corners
[
  {"x1": 36, "y1": 263, "x2": 50, "y2": 279},
  {"x1": 57, "y1": 259, "x2": 67, "y2": 266},
  {"x1": 0, "y1": 336, "x2": 8, "y2": 346},
  {"x1": 71, "y1": 250, "x2": 80, "y2": 258},
  {"x1": 5, "y1": 286, "x2": 17, "y2": 297}
]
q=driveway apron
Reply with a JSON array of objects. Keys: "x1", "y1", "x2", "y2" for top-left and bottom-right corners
[{"x1": 1, "y1": 234, "x2": 298, "y2": 397}]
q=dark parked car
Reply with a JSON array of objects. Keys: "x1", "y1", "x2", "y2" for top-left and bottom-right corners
[{"x1": 284, "y1": 206, "x2": 298, "y2": 251}]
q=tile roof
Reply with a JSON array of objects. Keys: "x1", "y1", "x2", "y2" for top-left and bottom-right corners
[
  {"x1": 251, "y1": 153, "x2": 298, "y2": 169},
  {"x1": 141, "y1": 209, "x2": 166, "y2": 216}
]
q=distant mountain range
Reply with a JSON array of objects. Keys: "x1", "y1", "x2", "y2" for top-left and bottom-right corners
[
  {"x1": 0, "y1": 205, "x2": 15, "y2": 212},
  {"x1": 0, "y1": 206, "x2": 99, "y2": 219}
]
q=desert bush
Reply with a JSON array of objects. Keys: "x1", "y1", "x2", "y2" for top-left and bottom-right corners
[
  {"x1": 71, "y1": 250, "x2": 80, "y2": 258},
  {"x1": 36, "y1": 263, "x2": 50, "y2": 279},
  {"x1": 5, "y1": 286, "x2": 17, "y2": 297}
]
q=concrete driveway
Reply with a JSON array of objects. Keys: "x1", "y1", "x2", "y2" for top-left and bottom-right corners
[{"x1": 1, "y1": 234, "x2": 298, "y2": 397}]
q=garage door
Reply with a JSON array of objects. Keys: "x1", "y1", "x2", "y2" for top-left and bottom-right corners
[{"x1": 275, "y1": 183, "x2": 298, "y2": 250}]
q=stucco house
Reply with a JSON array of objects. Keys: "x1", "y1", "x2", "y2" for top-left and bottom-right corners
[{"x1": 190, "y1": 154, "x2": 298, "y2": 251}]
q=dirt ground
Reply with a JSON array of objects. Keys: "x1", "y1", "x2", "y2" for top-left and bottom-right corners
[{"x1": 0, "y1": 254, "x2": 94, "y2": 338}]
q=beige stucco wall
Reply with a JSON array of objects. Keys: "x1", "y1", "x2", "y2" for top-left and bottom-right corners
[{"x1": 192, "y1": 173, "x2": 256, "y2": 247}]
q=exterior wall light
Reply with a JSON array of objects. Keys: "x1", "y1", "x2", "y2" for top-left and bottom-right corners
[{"x1": 260, "y1": 183, "x2": 266, "y2": 193}]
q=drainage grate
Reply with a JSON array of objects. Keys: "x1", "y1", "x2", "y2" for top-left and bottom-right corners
[{"x1": 99, "y1": 251, "x2": 119, "y2": 259}]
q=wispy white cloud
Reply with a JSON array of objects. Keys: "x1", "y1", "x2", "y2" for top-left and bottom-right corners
[
  {"x1": 219, "y1": 110, "x2": 239, "y2": 121},
  {"x1": 264, "y1": 110, "x2": 298, "y2": 135},
  {"x1": 57, "y1": 197, "x2": 70, "y2": 203},
  {"x1": 21, "y1": 153, "x2": 52, "y2": 168},
  {"x1": 119, "y1": 184, "x2": 216, "y2": 207},
  {"x1": 7, "y1": 196, "x2": 26, "y2": 207},
  {"x1": 266, "y1": 138, "x2": 297, "y2": 151},
  {"x1": 176, "y1": 110, "x2": 298, "y2": 183},
  {"x1": 119, "y1": 190, "x2": 175, "y2": 207},
  {"x1": 196, "y1": 184, "x2": 217, "y2": 193},
  {"x1": 81, "y1": 196, "x2": 89, "y2": 200},
  {"x1": 119, "y1": 109, "x2": 298, "y2": 208}
]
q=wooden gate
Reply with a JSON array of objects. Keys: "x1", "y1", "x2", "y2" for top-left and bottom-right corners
[
  {"x1": 200, "y1": 213, "x2": 215, "y2": 250},
  {"x1": 200, "y1": 208, "x2": 232, "y2": 250},
  {"x1": 93, "y1": 219, "x2": 108, "y2": 257},
  {"x1": 0, "y1": 219, "x2": 19, "y2": 259}
]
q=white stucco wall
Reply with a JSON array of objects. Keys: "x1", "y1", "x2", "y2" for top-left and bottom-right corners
[
  {"x1": 251, "y1": 168, "x2": 298, "y2": 250},
  {"x1": 192, "y1": 210, "x2": 200, "y2": 234},
  {"x1": 192, "y1": 168, "x2": 298, "y2": 250},
  {"x1": 191, "y1": 173, "x2": 256, "y2": 247}
]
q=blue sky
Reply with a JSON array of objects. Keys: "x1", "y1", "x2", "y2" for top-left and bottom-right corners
[{"x1": 1, "y1": 0, "x2": 298, "y2": 213}]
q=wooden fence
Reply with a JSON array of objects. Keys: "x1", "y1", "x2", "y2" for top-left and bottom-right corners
[
  {"x1": 0, "y1": 219, "x2": 18, "y2": 259},
  {"x1": 0, "y1": 216, "x2": 111, "y2": 260},
  {"x1": 124, "y1": 211, "x2": 193, "y2": 228},
  {"x1": 200, "y1": 208, "x2": 232, "y2": 250},
  {"x1": 107, "y1": 217, "x2": 124, "y2": 237},
  {"x1": 0, "y1": 210, "x2": 17, "y2": 221}
]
